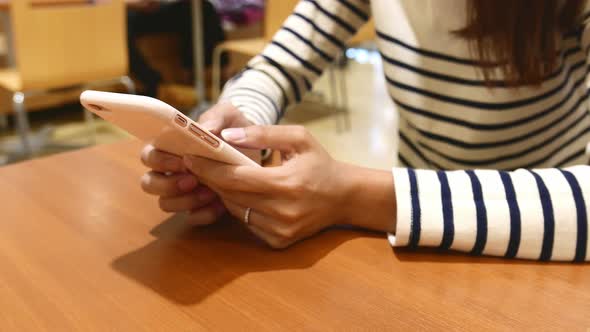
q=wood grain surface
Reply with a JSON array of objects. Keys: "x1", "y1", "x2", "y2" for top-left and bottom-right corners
[{"x1": 0, "y1": 139, "x2": 588, "y2": 331}]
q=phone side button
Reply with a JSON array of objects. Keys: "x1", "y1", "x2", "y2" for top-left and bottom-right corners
[
  {"x1": 204, "y1": 135, "x2": 220, "y2": 148},
  {"x1": 175, "y1": 114, "x2": 188, "y2": 127}
]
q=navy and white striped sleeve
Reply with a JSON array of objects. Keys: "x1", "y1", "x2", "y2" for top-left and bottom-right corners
[
  {"x1": 219, "y1": 0, "x2": 371, "y2": 125},
  {"x1": 390, "y1": 166, "x2": 590, "y2": 262}
]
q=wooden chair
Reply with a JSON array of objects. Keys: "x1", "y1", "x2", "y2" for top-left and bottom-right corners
[{"x1": 0, "y1": 0, "x2": 134, "y2": 157}]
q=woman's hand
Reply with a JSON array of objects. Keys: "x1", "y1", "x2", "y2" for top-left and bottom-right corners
[
  {"x1": 183, "y1": 125, "x2": 397, "y2": 249},
  {"x1": 139, "y1": 102, "x2": 258, "y2": 225}
]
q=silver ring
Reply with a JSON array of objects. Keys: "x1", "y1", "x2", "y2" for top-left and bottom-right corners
[{"x1": 244, "y1": 207, "x2": 252, "y2": 225}]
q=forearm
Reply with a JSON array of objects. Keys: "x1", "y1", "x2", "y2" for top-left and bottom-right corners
[
  {"x1": 341, "y1": 163, "x2": 397, "y2": 233},
  {"x1": 339, "y1": 162, "x2": 590, "y2": 262}
]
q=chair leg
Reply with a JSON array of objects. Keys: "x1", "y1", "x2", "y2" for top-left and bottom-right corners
[
  {"x1": 337, "y1": 62, "x2": 351, "y2": 131},
  {"x1": 211, "y1": 47, "x2": 225, "y2": 101},
  {"x1": 13, "y1": 92, "x2": 32, "y2": 156},
  {"x1": 0, "y1": 113, "x2": 7, "y2": 165},
  {"x1": 328, "y1": 66, "x2": 342, "y2": 133},
  {"x1": 84, "y1": 107, "x2": 96, "y2": 145},
  {"x1": 120, "y1": 76, "x2": 137, "y2": 95},
  {"x1": 0, "y1": 114, "x2": 7, "y2": 130}
]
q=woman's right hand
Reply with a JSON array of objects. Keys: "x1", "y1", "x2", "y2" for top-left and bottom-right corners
[{"x1": 140, "y1": 102, "x2": 257, "y2": 225}]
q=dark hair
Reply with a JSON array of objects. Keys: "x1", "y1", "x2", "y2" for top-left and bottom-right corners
[{"x1": 454, "y1": 0, "x2": 586, "y2": 85}]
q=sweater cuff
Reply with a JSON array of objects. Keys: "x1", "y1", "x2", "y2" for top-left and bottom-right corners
[{"x1": 388, "y1": 168, "x2": 412, "y2": 247}]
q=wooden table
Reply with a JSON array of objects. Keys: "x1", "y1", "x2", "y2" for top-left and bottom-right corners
[{"x1": 0, "y1": 140, "x2": 588, "y2": 331}]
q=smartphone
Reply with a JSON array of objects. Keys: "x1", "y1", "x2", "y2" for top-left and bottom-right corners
[{"x1": 80, "y1": 90, "x2": 259, "y2": 167}]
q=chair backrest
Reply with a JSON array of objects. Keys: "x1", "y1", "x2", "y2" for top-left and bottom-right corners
[
  {"x1": 10, "y1": 0, "x2": 128, "y2": 91},
  {"x1": 348, "y1": 18, "x2": 375, "y2": 45},
  {"x1": 263, "y1": 0, "x2": 299, "y2": 40}
]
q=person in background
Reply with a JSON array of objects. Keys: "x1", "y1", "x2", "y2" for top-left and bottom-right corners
[
  {"x1": 211, "y1": 0, "x2": 265, "y2": 28},
  {"x1": 126, "y1": 0, "x2": 225, "y2": 97},
  {"x1": 140, "y1": 0, "x2": 590, "y2": 262}
]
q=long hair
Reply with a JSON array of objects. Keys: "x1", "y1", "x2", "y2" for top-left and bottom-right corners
[{"x1": 454, "y1": 0, "x2": 586, "y2": 85}]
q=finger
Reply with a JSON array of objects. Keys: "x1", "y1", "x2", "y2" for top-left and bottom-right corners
[
  {"x1": 141, "y1": 172, "x2": 198, "y2": 196},
  {"x1": 209, "y1": 188, "x2": 284, "y2": 219},
  {"x1": 223, "y1": 200, "x2": 286, "y2": 247},
  {"x1": 223, "y1": 200, "x2": 293, "y2": 241},
  {"x1": 158, "y1": 187, "x2": 218, "y2": 213},
  {"x1": 221, "y1": 125, "x2": 312, "y2": 152},
  {"x1": 183, "y1": 155, "x2": 279, "y2": 193},
  {"x1": 185, "y1": 199, "x2": 226, "y2": 226},
  {"x1": 198, "y1": 102, "x2": 242, "y2": 134},
  {"x1": 248, "y1": 224, "x2": 291, "y2": 249},
  {"x1": 140, "y1": 145, "x2": 185, "y2": 172}
]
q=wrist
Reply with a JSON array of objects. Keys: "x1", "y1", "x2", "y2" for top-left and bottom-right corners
[{"x1": 338, "y1": 163, "x2": 397, "y2": 233}]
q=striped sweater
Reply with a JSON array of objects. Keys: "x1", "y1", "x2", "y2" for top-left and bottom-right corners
[{"x1": 220, "y1": 0, "x2": 590, "y2": 262}]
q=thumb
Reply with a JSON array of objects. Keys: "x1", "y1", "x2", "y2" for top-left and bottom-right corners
[{"x1": 221, "y1": 125, "x2": 311, "y2": 151}]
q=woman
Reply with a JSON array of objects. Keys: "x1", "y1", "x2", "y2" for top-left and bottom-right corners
[{"x1": 139, "y1": 0, "x2": 589, "y2": 262}]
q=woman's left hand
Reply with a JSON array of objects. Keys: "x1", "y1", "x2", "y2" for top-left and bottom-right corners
[{"x1": 182, "y1": 125, "x2": 360, "y2": 248}]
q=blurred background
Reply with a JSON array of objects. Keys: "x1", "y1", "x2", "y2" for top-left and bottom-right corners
[{"x1": 0, "y1": 0, "x2": 397, "y2": 170}]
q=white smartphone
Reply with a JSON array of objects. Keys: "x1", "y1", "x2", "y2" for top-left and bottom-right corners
[{"x1": 80, "y1": 90, "x2": 259, "y2": 167}]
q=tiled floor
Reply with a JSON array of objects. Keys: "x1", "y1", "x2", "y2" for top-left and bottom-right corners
[
  {"x1": 0, "y1": 51, "x2": 399, "y2": 170},
  {"x1": 286, "y1": 53, "x2": 398, "y2": 170}
]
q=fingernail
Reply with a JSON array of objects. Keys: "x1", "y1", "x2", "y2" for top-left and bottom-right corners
[
  {"x1": 177, "y1": 175, "x2": 197, "y2": 192},
  {"x1": 201, "y1": 119, "x2": 221, "y2": 131},
  {"x1": 221, "y1": 128, "x2": 246, "y2": 142}
]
